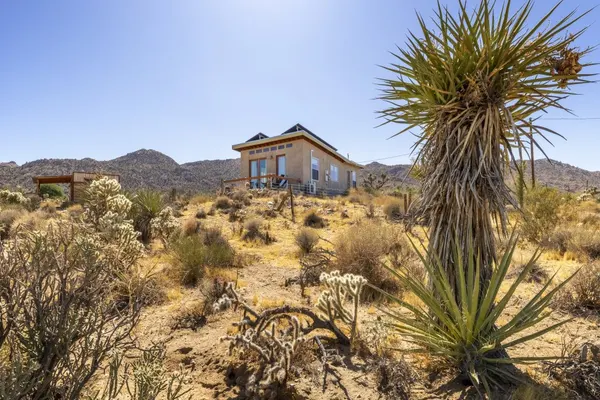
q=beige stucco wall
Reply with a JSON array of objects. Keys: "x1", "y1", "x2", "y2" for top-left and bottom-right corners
[
  {"x1": 238, "y1": 137, "x2": 359, "y2": 193},
  {"x1": 300, "y1": 142, "x2": 358, "y2": 192},
  {"x1": 239, "y1": 138, "x2": 305, "y2": 181}
]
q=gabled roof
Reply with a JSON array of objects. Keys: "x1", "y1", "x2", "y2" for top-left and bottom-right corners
[
  {"x1": 246, "y1": 132, "x2": 269, "y2": 142},
  {"x1": 281, "y1": 123, "x2": 337, "y2": 151}
]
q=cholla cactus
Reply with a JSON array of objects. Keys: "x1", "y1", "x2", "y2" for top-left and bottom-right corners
[
  {"x1": 83, "y1": 178, "x2": 143, "y2": 268},
  {"x1": 0, "y1": 189, "x2": 30, "y2": 206},
  {"x1": 317, "y1": 271, "x2": 367, "y2": 345},
  {"x1": 84, "y1": 177, "x2": 125, "y2": 226},
  {"x1": 150, "y1": 206, "x2": 179, "y2": 247}
]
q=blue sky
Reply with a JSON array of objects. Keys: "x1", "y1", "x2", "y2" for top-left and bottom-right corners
[{"x1": 1, "y1": 0, "x2": 599, "y2": 169}]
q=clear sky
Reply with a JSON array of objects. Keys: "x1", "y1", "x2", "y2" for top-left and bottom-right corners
[{"x1": 1, "y1": 1, "x2": 599, "y2": 169}]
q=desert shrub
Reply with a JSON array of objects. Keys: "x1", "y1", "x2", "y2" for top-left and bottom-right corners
[
  {"x1": 372, "y1": 358, "x2": 416, "y2": 400},
  {"x1": 89, "y1": 343, "x2": 190, "y2": 400},
  {"x1": 67, "y1": 203, "x2": 85, "y2": 219},
  {"x1": 0, "y1": 222, "x2": 145, "y2": 400},
  {"x1": 334, "y1": 220, "x2": 401, "y2": 295},
  {"x1": 215, "y1": 196, "x2": 232, "y2": 210},
  {"x1": 347, "y1": 188, "x2": 372, "y2": 205},
  {"x1": 39, "y1": 183, "x2": 64, "y2": 199},
  {"x1": 181, "y1": 218, "x2": 199, "y2": 237},
  {"x1": 243, "y1": 218, "x2": 263, "y2": 241},
  {"x1": 383, "y1": 199, "x2": 403, "y2": 220},
  {"x1": 380, "y1": 237, "x2": 575, "y2": 396},
  {"x1": 545, "y1": 340, "x2": 600, "y2": 399},
  {"x1": 0, "y1": 189, "x2": 30, "y2": 207},
  {"x1": 556, "y1": 262, "x2": 600, "y2": 313},
  {"x1": 580, "y1": 212, "x2": 600, "y2": 227},
  {"x1": 207, "y1": 206, "x2": 216, "y2": 216},
  {"x1": 521, "y1": 186, "x2": 564, "y2": 243},
  {"x1": 196, "y1": 208, "x2": 207, "y2": 219},
  {"x1": 132, "y1": 189, "x2": 165, "y2": 243},
  {"x1": 8, "y1": 210, "x2": 52, "y2": 238},
  {"x1": 0, "y1": 207, "x2": 26, "y2": 240},
  {"x1": 231, "y1": 189, "x2": 252, "y2": 206},
  {"x1": 540, "y1": 227, "x2": 573, "y2": 254},
  {"x1": 295, "y1": 228, "x2": 319, "y2": 255},
  {"x1": 303, "y1": 209, "x2": 326, "y2": 228},
  {"x1": 171, "y1": 301, "x2": 207, "y2": 331},
  {"x1": 171, "y1": 233, "x2": 235, "y2": 286},
  {"x1": 171, "y1": 235, "x2": 207, "y2": 286},
  {"x1": 150, "y1": 206, "x2": 180, "y2": 247},
  {"x1": 567, "y1": 228, "x2": 600, "y2": 260},
  {"x1": 366, "y1": 203, "x2": 376, "y2": 219}
]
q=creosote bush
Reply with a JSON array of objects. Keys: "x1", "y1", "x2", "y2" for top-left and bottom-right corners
[
  {"x1": 521, "y1": 187, "x2": 564, "y2": 243},
  {"x1": 196, "y1": 208, "x2": 207, "y2": 219},
  {"x1": 39, "y1": 183, "x2": 64, "y2": 199},
  {"x1": 555, "y1": 262, "x2": 600, "y2": 312},
  {"x1": 181, "y1": 218, "x2": 199, "y2": 237},
  {"x1": 295, "y1": 228, "x2": 319, "y2": 255},
  {"x1": 303, "y1": 209, "x2": 326, "y2": 228}
]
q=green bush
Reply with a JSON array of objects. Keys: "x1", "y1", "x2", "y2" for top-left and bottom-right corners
[
  {"x1": 39, "y1": 183, "x2": 64, "y2": 199},
  {"x1": 521, "y1": 187, "x2": 564, "y2": 243},
  {"x1": 171, "y1": 233, "x2": 235, "y2": 286}
]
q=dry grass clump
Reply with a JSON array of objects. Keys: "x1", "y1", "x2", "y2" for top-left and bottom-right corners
[
  {"x1": 189, "y1": 194, "x2": 212, "y2": 205},
  {"x1": 195, "y1": 208, "x2": 207, "y2": 219},
  {"x1": 567, "y1": 228, "x2": 600, "y2": 261},
  {"x1": 171, "y1": 301, "x2": 207, "y2": 331},
  {"x1": 383, "y1": 199, "x2": 403, "y2": 220},
  {"x1": 303, "y1": 209, "x2": 326, "y2": 228},
  {"x1": 242, "y1": 219, "x2": 275, "y2": 244},
  {"x1": 372, "y1": 358, "x2": 417, "y2": 400},
  {"x1": 0, "y1": 207, "x2": 26, "y2": 239},
  {"x1": 215, "y1": 196, "x2": 233, "y2": 210},
  {"x1": 347, "y1": 188, "x2": 372, "y2": 205},
  {"x1": 540, "y1": 227, "x2": 573, "y2": 255},
  {"x1": 555, "y1": 262, "x2": 600, "y2": 313},
  {"x1": 9, "y1": 210, "x2": 52, "y2": 236},
  {"x1": 66, "y1": 203, "x2": 84, "y2": 220},
  {"x1": 295, "y1": 228, "x2": 319, "y2": 255},
  {"x1": 181, "y1": 218, "x2": 200, "y2": 237},
  {"x1": 365, "y1": 203, "x2": 376, "y2": 219},
  {"x1": 334, "y1": 220, "x2": 401, "y2": 295},
  {"x1": 231, "y1": 189, "x2": 252, "y2": 206}
]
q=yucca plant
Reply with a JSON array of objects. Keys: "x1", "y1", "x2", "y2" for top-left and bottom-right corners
[
  {"x1": 378, "y1": 0, "x2": 592, "y2": 298},
  {"x1": 375, "y1": 234, "x2": 576, "y2": 396},
  {"x1": 132, "y1": 190, "x2": 165, "y2": 243}
]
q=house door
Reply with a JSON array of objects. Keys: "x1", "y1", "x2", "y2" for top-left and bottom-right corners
[{"x1": 250, "y1": 159, "x2": 267, "y2": 188}]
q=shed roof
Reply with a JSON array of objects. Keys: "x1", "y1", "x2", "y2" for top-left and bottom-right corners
[{"x1": 280, "y1": 123, "x2": 337, "y2": 151}]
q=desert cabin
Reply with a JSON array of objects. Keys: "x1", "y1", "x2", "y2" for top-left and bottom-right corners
[
  {"x1": 32, "y1": 172, "x2": 120, "y2": 203},
  {"x1": 229, "y1": 123, "x2": 363, "y2": 195}
]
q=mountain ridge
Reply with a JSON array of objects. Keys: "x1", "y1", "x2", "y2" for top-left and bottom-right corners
[{"x1": 1, "y1": 149, "x2": 598, "y2": 193}]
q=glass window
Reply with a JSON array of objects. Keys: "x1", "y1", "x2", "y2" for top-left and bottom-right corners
[
  {"x1": 330, "y1": 164, "x2": 339, "y2": 182},
  {"x1": 286, "y1": 143, "x2": 293, "y2": 148},
  {"x1": 264, "y1": 147, "x2": 269, "y2": 152},
  {"x1": 250, "y1": 160, "x2": 259, "y2": 188},
  {"x1": 249, "y1": 150, "x2": 255, "y2": 155},
  {"x1": 278, "y1": 145, "x2": 285, "y2": 150},
  {"x1": 311, "y1": 157, "x2": 319, "y2": 181},
  {"x1": 271, "y1": 146, "x2": 277, "y2": 151},
  {"x1": 250, "y1": 159, "x2": 268, "y2": 188},
  {"x1": 352, "y1": 171, "x2": 357, "y2": 188},
  {"x1": 256, "y1": 149, "x2": 262, "y2": 153},
  {"x1": 277, "y1": 155, "x2": 286, "y2": 176}
]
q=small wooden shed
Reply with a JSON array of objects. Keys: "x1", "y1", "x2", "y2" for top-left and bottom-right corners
[{"x1": 32, "y1": 172, "x2": 120, "y2": 203}]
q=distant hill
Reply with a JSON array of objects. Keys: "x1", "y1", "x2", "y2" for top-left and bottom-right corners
[{"x1": 0, "y1": 149, "x2": 598, "y2": 193}]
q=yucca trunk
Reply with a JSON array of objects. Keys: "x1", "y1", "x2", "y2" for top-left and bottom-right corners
[{"x1": 422, "y1": 108, "x2": 511, "y2": 296}]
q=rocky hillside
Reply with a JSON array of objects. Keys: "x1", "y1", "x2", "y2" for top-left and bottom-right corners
[
  {"x1": 1, "y1": 149, "x2": 598, "y2": 193},
  {"x1": 0, "y1": 149, "x2": 240, "y2": 193}
]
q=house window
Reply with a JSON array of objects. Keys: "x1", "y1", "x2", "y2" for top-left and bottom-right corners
[
  {"x1": 286, "y1": 143, "x2": 293, "y2": 148},
  {"x1": 277, "y1": 155, "x2": 286, "y2": 176},
  {"x1": 256, "y1": 149, "x2": 262, "y2": 154},
  {"x1": 249, "y1": 150, "x2": 255, "y2": 155},
  {"x1": 278, "y1": 145, "x2": 285, "y2": 150},
  {"x1": 330, "y1": 164, "x2": 339, "y2": 182},
  {"x1": 311, "y1": 157, "x2": 319, "y2": 181},
  {"x1": 271, "y1": 146, "x2": 277, "y2": 151},
  {"x1": 264, "y1": 147, "x2": 269, "y2": 152},
  {"x1": 351, "y1": 171, "x2": 357, "y2": 188}
]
